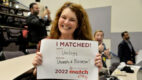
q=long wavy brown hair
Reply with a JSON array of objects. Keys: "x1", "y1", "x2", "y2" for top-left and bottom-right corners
[{"x1": 49, "y1": 2, "x2": 93, "y2": 40}]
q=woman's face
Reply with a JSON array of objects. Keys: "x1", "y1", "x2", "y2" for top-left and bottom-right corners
[
  {"x1": 94, "y1": 32, "x2": 104, "y2": 44},
  {"x1": 58, "y1": 8, "x2": 78, "y2": 36}
]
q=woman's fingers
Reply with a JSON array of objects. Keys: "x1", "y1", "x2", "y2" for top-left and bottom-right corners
[
  {"x1": 95, "y1": 60, "x2": 102, "y2": 69},
  {"x1": 32, "y1": 52, "x2": 42, "y2": 67},
  {"x1": 95, "y1": 53, "x2": 102, "y2": 70}
]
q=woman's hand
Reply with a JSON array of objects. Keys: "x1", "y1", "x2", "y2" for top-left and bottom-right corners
[
  {"x1": 95, "y1": 53, "x2": 102, "y2": 70},
  {"x1": 32, "y1": 52, "x2": 42, "y2": 67}
]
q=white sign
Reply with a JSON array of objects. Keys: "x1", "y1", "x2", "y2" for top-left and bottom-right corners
[{"x1": 37, "y1": 39, "x2": 98, "y2": 80}]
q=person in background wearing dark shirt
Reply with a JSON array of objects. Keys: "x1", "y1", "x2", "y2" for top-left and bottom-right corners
[
  {"x1": 118, "y1": 31, "x2": 137, "y2": 65},
  {"x1": 26, "y1": 3, "x2": 51, "y2": 49}
]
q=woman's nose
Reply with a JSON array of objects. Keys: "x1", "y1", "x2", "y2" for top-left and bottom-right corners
[{"x1": 64, "y1": 19, "x2": 69, "y2": 24}]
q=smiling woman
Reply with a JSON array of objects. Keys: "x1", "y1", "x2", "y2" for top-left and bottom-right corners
[
  {"x1": 50, "y1": 2, "x2": 92, "y2": 40},
  {"x1": 32, "y1": 1, "x2": 102, "y2": 80},
  {"x1": 58, "y1": 8, "x2": 78, "y2": 38}
]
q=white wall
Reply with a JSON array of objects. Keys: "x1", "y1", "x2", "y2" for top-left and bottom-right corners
[
  {"x1": 111, "y1": 0, "x2": 142, "y2": 32},
  {"x1": 41, "y1": 0, "x2": 112, "y2": 20}
]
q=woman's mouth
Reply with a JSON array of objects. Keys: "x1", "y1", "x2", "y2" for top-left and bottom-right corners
[{"x1": 62, "y1": 25, "x2": 71, "y2": 30}]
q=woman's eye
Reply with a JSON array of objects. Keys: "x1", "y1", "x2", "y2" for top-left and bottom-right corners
[
  {"x1": 70, "y1": 19, "x2": 75, "y2": 21},
  {"x1": 61, "y1": 16, "x2": 66, "y2": 19}
]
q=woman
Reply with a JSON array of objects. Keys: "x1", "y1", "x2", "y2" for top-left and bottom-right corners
[
  {"x1": 94, "y1": 30, "x2": 111, "y2": 68},
  {"x1": 32, "y1": 2, "x2": 102, "y2": 79}
]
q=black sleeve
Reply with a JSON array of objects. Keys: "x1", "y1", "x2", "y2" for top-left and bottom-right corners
[
  {"x1": 44, "y1": 18, "x2": 51, "y2": 26},
  {"x1": 37, "y1": 17, "x2": 51, "y2": 27},
  {"x1": 26, "y1": 16, "x2": 41, "y2": 27},
  {"x1": 118, "y1": 43, "x2": 126, "y2": 63}
]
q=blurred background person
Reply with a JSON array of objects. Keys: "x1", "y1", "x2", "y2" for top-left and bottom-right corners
[
  {"x1": 118, "y1": 31, "x2": 137, "y2": 65},
  {"x1": 26, "y1": 3, "x2": 51, "y2": 49},
  {"x1": 94, "y1": 30, "x2": 111, "y2": 68}
]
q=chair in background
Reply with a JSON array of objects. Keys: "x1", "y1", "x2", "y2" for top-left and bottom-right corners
[{"x1": 0, "y1": 51, "x2": 25, "y2": 60}]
